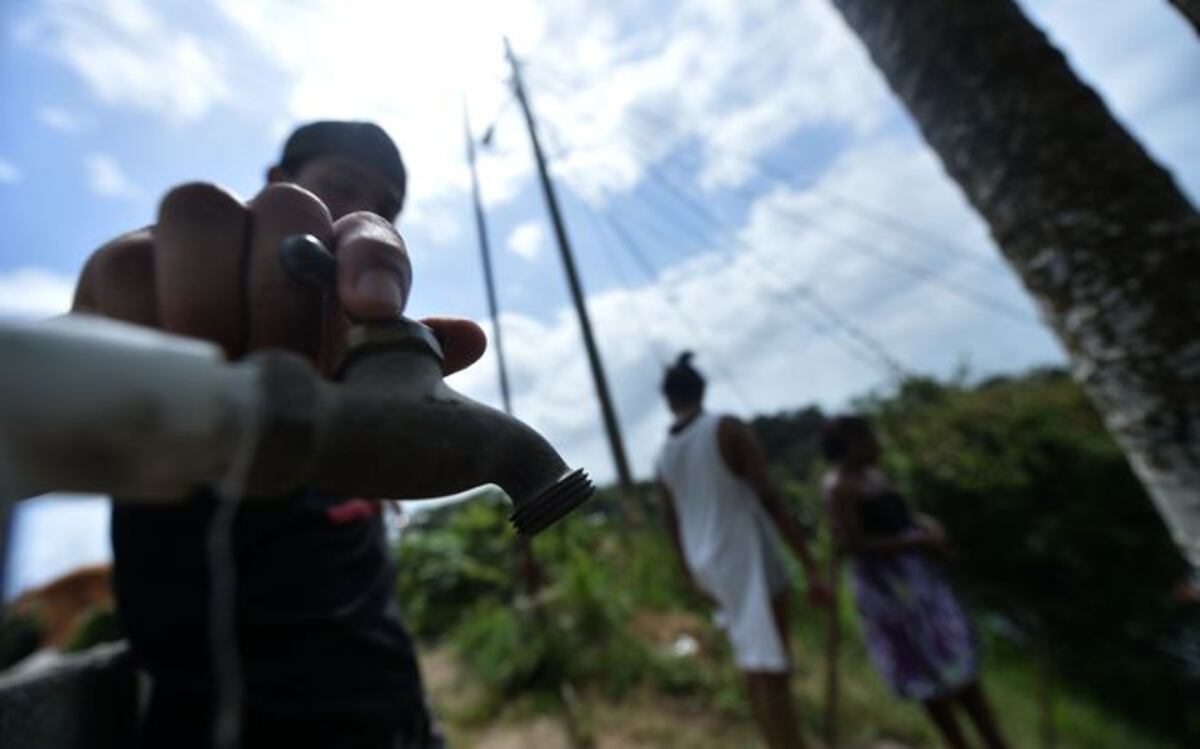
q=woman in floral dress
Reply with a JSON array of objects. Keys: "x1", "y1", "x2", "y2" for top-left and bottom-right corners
[{"x1": 821, "y1": 416, "x2": 1009, "y2": 749}]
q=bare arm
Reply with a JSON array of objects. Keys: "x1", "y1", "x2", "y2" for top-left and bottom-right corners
[{"x1": 717, "y1": 417, "x2": 819, "y2": 576}]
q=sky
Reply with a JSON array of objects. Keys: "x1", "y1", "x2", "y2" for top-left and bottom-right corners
[{"x1": 2, "y1": 0, "x2": 1198, "y2": 597}]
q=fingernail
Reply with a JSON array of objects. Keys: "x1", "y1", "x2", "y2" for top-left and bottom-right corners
[{"x1": 355, "y1": 269, "x2": 404, "y2": 312}]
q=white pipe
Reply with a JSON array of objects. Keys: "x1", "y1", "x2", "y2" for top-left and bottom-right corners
[{"x1": 0, "y1": 315, "x2": 261, "y2": 505}]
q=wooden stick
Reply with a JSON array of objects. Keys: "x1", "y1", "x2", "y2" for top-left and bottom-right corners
[{"x1": 823, "y1": 551, "x2": 842, "y2": 748}]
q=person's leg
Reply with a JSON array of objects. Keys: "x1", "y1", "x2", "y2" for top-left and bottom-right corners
[
  {"x1": 957, "y1": 680, "x2": 1009, "y2": 749},
  {"x1": 743, "y1": 671, "x2": 806, "y2": 749},
  {"x1": 923, "y1": 697, "x2": 970, "y2": 749},
  {"x1": 770, "y1": 589, "x2": 792, "y2": 656},
  {"x1": 741, "y1": 590, "x2": 805, "y2": 749}
]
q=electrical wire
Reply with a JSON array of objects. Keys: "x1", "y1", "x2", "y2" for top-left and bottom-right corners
[{"x1": 523, "y1": 62, "x2": 1014, "y2": 279}]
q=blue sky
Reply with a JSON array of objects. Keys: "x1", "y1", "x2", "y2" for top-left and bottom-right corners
[{"x1": 2, "y1": 0, "x2": 1198, "y2": 597}]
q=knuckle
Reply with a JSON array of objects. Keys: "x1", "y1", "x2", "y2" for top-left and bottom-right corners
[
  {"x1": 92, "y1": 229, "x2": 154, "y2": 280},
  {"x1": 158, "y1": 182, "x2": 246, "y2": 224},
  {"x1": 336, "y1": 210, "x2": 401, "y2": 238},
  {"x1": 251, "y1": 182, "x2": 332, "y2": 225}
]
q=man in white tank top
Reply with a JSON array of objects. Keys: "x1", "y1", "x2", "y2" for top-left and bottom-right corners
[{"x1": 655, "y1": 353, "x2": 829, "y2": 749}]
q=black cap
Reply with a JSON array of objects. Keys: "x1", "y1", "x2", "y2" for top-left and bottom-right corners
[{"x1": 280, "y1": 121, "x2": 407, "y2": 213}]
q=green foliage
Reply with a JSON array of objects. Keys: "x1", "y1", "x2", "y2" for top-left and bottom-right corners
[
  {"x1": 0, "y1": 609, "x2": 42, "y2": 669},
  {"x1": 861, "y1": 370, "x2": 1197, "y2": 738},
  {"x1": 395, "y1": 367, "x2": 1196, "y2": 744},
  {"x1": 64, "y1": 606, "x2": 123, "y2": 652},
  {"x1": 395, "y1": 490, "x2": 516, "y2": 639}
]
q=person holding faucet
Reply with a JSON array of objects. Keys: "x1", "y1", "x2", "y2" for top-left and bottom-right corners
[{"x1": 72, "y1": 121, "x2": 482, "y2": 748}]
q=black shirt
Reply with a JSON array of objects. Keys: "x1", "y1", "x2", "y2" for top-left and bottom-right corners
[
  {"x1": 858, "y1": 487, "x2": 915, "y2": 537},
  {"x1": 112, "y1": 489, "x2": 437, "y2": 747}
]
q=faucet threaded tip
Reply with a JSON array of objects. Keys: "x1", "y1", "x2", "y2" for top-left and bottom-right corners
[{"x1": 509, "y1": 468, "x2": 595, "y2": 536}]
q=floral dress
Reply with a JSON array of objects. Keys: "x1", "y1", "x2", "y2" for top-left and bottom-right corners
[{"x1": 838, "y1": 483, "x2": 980, "y2": 700}]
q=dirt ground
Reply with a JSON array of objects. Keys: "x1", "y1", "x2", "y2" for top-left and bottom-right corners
[{"x1": 419, "y1": 647, "x2": 917, "y2": 749}]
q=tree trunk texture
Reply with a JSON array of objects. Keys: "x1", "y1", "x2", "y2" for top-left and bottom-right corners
[
  {"x1": 1168, "y1": 0, "x2": 1200, "y2": 35},
  {"x1": 829, "y1": 0, "x2": 1200, "y2": 567}
]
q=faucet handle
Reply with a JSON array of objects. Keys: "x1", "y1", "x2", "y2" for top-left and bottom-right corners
[{"x1": 281, "y1": 234, "x2": 442, "y2": 378}]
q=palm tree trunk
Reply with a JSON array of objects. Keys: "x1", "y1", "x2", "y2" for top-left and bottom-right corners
[
  {"x1": 829, "y1": 0, "x2": 1200, "y2": 567},
  {"x1": 1168, "y1": 0, "x2": 1200, "y2": 34}
]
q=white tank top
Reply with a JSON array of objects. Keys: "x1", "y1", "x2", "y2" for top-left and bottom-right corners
[{"x1": 655, "y1": 412, "x2": 784, "y2": 577}]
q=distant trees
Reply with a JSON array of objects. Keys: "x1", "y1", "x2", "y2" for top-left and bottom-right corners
[
  {"x1": 828, "y1": 0, "x2": 1200, "y2": 570},
  {"x1": 865, "y1": 372, "x2": 1195, "y2": 737},
  {"x1": 750, "y1": 370, "x2": 1197, "y2": 737}
]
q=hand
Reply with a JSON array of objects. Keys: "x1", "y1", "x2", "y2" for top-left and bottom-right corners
[{"x1": 73, "y1": 182, "x2": 485, "y2": 376}]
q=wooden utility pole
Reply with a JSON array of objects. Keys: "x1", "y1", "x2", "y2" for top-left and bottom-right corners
[
  {"x1": 829, "y1": 0, "x2": 1200, "y2": 567},
  {"x1": 464, "y1": 104, "x2": 513, "y2": 415},
  {"x1": 504, "y1": 38, "x2": 636, "y2": 498}
]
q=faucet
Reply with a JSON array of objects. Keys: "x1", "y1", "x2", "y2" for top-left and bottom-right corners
[
  {"x1": 0, "y1": 236, "x2": 594, "y2": 536},
  {"x1": 247, "y1": 316, "x2": 593, "y2": 535}
]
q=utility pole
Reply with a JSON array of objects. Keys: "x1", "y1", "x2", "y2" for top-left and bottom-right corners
[
  {"x1": 504, "y1": 37, "x2": 636, "y2": 498},
  {"x1": 464, "y1": 103, "x2": 513, "y2": 415}
]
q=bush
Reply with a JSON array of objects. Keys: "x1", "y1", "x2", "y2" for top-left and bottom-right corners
[
  {"x1": 864, "y1": 371, "x2": 1197, "y2": 738},
  {"x1": 395, "y1": 491, "x2": 517, "y2": 639}
]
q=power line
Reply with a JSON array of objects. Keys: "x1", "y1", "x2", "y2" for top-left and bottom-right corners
[
  {"x1": 559, "y1": 179, "x2": 762, "y2": 412},
  {"x1": 570, "y1": 147, "x2": 913, "y2": 375},
  {"x1": 523, "y1": 62, "x2": 1012, "y2": 279},
  {"x1": 511, "y1": 67, "x2": 913, "y2": 382},
  {"x1": 583, "y1": 202, "x2": 766, "y2": 413},
  {"x1": 524, "y1": 67, "x2": 1035, "y2": 327},
  {"x1": 561, "y1": 191, "x2": 674, "y2": 368},
  {"x1": 540, "y1": 124, "x2": 907, "y2": 380},
  {"x1": 620, "y1": 165, "x2": 912, "y2": 376},
  {"x1": 607, "y1": 120, "x2": 1040, "y2": 327},
  {"x1": 610, "y1": 200, "x2": 899, "y2": 379}
]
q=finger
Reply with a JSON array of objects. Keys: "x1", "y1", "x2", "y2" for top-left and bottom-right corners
[
  {"x1": 421, "y1": 317, "x2": 487, "y2": 375},
  {"x1": 72, "y1": 229, "x2": 157, "y2": 326},
  {"x1": 247, "y1": 184, "x2": 333, "y2": 358},
  {"x1": 332, "y1": 211, "x2": 412, "y2": 320},
  {"x1": 316, "y1": 212, "x2": 415, "y2": 373},
  {"x1": 154, "y1": 183, "x2": 250, "y2": 358}
]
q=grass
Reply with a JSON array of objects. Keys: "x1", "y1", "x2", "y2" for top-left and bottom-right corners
[{"x1": 400, "y1": 503, "x2": 1179, "y2": 748}]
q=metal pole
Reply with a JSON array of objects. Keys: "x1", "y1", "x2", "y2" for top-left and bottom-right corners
[
  {"x1": 464, "y1": 102, "x2": 514, "y2": 415},
  {"x1": 503, "y1": 38, "x2": 635, "y2": 497}
]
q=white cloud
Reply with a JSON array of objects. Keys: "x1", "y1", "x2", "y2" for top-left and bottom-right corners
[
  {"x1": 212, "y1": 0, "x2": 544, "y2": 235},
  {"x1": 85, "y1": 152, "x2": 140, "y2": 199},
  {"x1": 0, "y1": 159, "x2": 21, "y2": 184},
  {"x1": 528, "y1": 0, "x2": 891, "y2": 202},
  {"x1": 449, "y1": 134, "x2": 1066, "y2": 485},
  {"x1": 19, "y1": 0, "x2": 229, "y2": 124},
  {"x1": 0, "y1": 267, "x2": 76, "y2": 319},
  {"x1": 19, "y1": 0, "x2": 892, "y2": 235},
  {"x1": 507, "y1": 221, "x2": 546, "y2": 260},
  {"x1": 38, "y1": 106, "x2": 85, "y2": 133}
]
